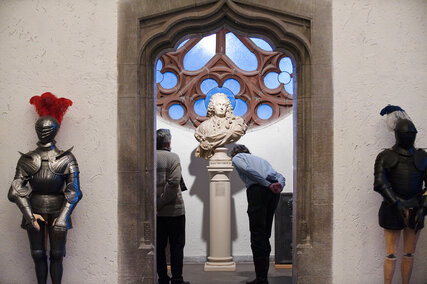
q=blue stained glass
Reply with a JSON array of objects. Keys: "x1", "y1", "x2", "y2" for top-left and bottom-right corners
[
  {"x1": 223, "y1": 78, "x2": 241, "y2": 94},
  {"x1": 168, "y1": 104, "x2": 185, "y2": 120},
  {"x1": 177, "y1": 39, "x2": 189, "y2": 49},
  {"x1": 257, "y1": 104, "x2": 273, "y2": 120},
  {"x1": 160, "y1": 72, "x2": 178, "y2": 89},
  {"x1": 233, "y1": 99, "x2": 248, "y2": 116},
  {"x1": 285, "y1": 79, "x2": 294, "y2": 95},
  {"x1": 278, "y1": 72, "x2": 291, "y2": 85},
  {"x1": 279, "y1": 57, "x2": 293, "y2": 73},
  {"x1": 225, "y1": 33, "x2": 258, "y2": 71},
  {"x1": 264, "y1": 72, "x2": 280, "y2": 89},
  {"x1": 183, "y1": 34, "x2": 216, "y2": 71},
  {"x1": 155, "y1": 59, "x2": 163, "y2": 83},
  {"x1": 194, "y1": 99, "x2": 207, "y2": 116},
  {"x1": 200, "y1": 79, "x2": 219, "y2": 94},
  {"x1": 155, "y1": 71, "x2": 163, "y2": 83},
  {"x1": 250, "y1": 37, "x2": 273, "y2": 51},
  {"x1": 156, "y1": 59, "x2": 163, "y2": 71}
]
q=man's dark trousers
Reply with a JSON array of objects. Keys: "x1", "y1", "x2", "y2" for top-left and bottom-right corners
[
  {"x1": 157, "y1": 215, "x2": 186, "y2": 284},
  {"x1": 246, "y1": 184, "x2": 280, "y2": 258}
]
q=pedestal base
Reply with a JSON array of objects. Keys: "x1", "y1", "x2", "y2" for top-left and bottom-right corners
[
  {"x1": 204, "y1": 256, "x2": 236, "y2": 271},
  {"x1": 204, "y1": 147, "x2": 236, "y2": 272}
]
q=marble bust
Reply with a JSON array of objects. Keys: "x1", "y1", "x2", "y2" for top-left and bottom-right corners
[{"x1": 194, "y1": 93, "x2": 247, "y2": 159}]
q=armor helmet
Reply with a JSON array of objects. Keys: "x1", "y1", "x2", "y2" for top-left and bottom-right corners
[
  {"x1": 35, "y1": 116, "x2": 60, "y2": 144},
  {"x1": 395, "y1": 119, "x2": 417, "y2": 150},
  {"x1": 29, "y1": 92, "x2": 72, "y2": 144}
]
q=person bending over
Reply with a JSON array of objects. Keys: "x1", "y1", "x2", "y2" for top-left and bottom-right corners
[{"x1": 230, "y1": 144, "x2": 286, "y2": 284}]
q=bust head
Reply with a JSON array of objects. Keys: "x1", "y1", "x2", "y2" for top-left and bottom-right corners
[
  {"x1": 206, "y1": 93, "x2": 233, "y2": 118},
  {"x1": 194, "y1": 93, "x2": 247, "y2": 159}
]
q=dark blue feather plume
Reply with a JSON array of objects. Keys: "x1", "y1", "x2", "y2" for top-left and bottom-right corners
[{"x1": 380, "y1": 105, "x2": 404, "y2": 116}]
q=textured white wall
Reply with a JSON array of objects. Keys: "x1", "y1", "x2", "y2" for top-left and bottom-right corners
[
  {"x1": 0, "y1": 1, "x2": 118, "y2": 283},
  {"x1": 2, "y1": 0, "x2": 427, "y2": 282},
  {"x1": 333, "y1": 1, "x2": 427, "y2": 283},
  {"x1": 157, "y1": 114, "x2": 294, "y2": 259}
]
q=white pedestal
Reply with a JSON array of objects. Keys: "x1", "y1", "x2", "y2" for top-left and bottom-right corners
[{"x1": 204, "y1": 148, "x2": 236, "y2": 272}]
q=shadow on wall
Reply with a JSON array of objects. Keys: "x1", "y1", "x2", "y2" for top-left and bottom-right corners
[{"x1": 187, "y1": 144, "x2": 246, "y2": 254}]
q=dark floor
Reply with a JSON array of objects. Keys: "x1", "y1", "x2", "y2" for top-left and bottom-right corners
[{"x1": 182, "y1": 263, "x2": 292, "y2": 284}]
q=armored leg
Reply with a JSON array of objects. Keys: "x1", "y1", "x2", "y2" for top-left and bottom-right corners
[
  {"x1": 49, "y1": 227, "x2": 67, "y2": 284},
  {"x1": 401, "y1": 227, "x2": 420, "y2": 284},
  {"x1": 27, "y1": 223, "x2": 48, "y2": 284},
  {"x1": 384, "y1": 229, "x2": 400, "y2": 284}
]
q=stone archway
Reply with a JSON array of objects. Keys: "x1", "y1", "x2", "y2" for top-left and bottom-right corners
[{"x1": 117, "y1": 1, "x2": 333, "y2": 283}]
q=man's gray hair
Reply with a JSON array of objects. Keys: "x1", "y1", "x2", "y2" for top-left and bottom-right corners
[{"x1": 156, "y1": 129, "x2": 171, "y2": 150}]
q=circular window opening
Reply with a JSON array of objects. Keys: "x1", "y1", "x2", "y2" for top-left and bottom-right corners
[
  {"x1": 168, "y1": 104, "x2": 185, "y2": 120},
  {"x1": 257, "y1": 104, "x2": 273, "y2": 120}
]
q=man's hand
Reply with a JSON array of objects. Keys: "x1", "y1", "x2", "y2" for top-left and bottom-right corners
[
  {"x1": 269, "y1": 182, "x2": 283, "y2": 194},
  {"x1": 32, "y1": 214, "x2": 46, "y2": 231}
]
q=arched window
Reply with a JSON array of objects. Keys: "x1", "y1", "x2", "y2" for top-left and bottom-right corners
[
  {"x1": 118, "y1": 1, "x2": 333, "y2": 282},
  {"x1": 155, "y1": 29, "x2": 294, "y2": 128}
]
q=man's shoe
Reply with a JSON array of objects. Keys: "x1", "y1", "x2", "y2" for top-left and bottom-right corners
[
  {"x1": 246, "y1": 257, "x2": 269, "y2": 284},
  {"x1": 158, "y1": 278, "x2": 170, "y2": 284},
  {"x1": 246, "y1": 278, "x2": 268, "y2": 284}
]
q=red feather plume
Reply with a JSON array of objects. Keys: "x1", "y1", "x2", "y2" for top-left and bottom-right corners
[{"x1": 29, "y1": 92, "x2": 73, "y2": 124}]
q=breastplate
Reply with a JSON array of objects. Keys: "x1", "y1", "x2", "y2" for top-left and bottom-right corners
[
  {"x1": 388, "y1": 155, "x2": 424, "y2": 199},
  {"x1": 20, "y1": 146, "x2": 73, "y2": 194},
  {"x1": 30, "y1": 160, "x2": 66, "y2": 194}
]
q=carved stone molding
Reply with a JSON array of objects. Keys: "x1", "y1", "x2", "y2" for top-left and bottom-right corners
[{"x1": 118, "y1": 0, "x2": 332, "y2": 283}]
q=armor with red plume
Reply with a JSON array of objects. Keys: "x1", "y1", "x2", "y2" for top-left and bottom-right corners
[{"x1": 8, "y1": 92, "x2": 81, "y2": 283}]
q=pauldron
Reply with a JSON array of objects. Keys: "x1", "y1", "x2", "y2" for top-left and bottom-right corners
[
  {"x1": 17, "y1": 147, "x2": 79, "y2": 178},
  {"x1": 379, "y1": 148, "x2": 427, "y2": 171}
]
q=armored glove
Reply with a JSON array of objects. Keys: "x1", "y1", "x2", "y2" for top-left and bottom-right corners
[
  {"x1": 415, "y1": 195, "x2": 427, "y2": 233},
  {"x1": 381, "y1": 187, "x2": 407, "y2": 224}
]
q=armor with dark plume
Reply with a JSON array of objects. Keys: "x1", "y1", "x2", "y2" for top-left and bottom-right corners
[
  {"x1": 8, "y1": 92, "x2": 82, "y2": 284},
  {"x1": 374, "y1": 107, "x2": 427, "y2": 283},
  {"x1": 374, "y1": 118, "x2": 425, "y2": 229}
]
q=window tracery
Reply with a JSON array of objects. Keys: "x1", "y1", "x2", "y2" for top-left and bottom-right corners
[{"x1": 155, "y1": 29, "x2": 294, "y2": 128}]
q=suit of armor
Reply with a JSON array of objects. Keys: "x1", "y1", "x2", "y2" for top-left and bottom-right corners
[
  {"x1": 8, "y1": 116, "x2": 82, "y2": 284},
  {"x1": 374, "y1": 119, "x2": 427, "y2": 284}
]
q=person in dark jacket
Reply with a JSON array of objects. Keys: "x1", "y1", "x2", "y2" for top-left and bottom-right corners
[{"x1": 156, "y1": 129, "x2": 189, "y2": 284}]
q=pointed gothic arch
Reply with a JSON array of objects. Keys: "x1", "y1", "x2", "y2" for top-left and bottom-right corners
[{"x1": 118, "y1": 1, "x2": 333, "y2": 283}]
